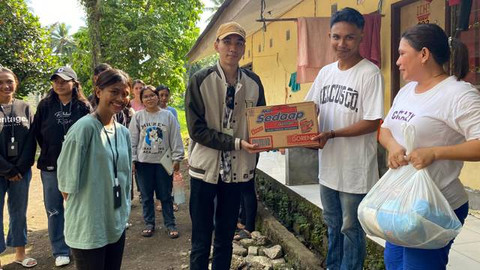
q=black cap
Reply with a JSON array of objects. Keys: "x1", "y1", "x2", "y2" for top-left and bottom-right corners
[{"x1": 50, "y1": 66, "x2": 77, "y2": 81}]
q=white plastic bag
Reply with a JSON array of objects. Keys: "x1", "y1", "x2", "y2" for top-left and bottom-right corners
[
  {"x1": 358, "y1": 124, "x2": 462, "y2": 249},
  {"x1": 173, "y1": 171, "x2": 186, "y2": 204}
]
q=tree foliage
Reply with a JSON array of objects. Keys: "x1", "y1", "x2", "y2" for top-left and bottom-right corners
[
  {"x1": 70, "y1": 27, "x2": 94, "y2": 94},
  {"x1": 205, "y1": 0, "x2": 225, "y2": 22},
  {"x1": 0, "y1": 0, "x2": 58, "y2": 97},
  {"x1": 78, "y1": 0, "x2": 202, "y2": 96},
  {"x1": 49, "y1": 22, "x2": 77, "y2": 64}
]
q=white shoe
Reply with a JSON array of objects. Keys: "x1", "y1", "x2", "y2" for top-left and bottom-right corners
[{"x1": 55, "y1": 256, "x2": 70, "y2": 267}]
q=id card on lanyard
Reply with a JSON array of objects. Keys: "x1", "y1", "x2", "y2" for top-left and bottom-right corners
[
  {"x1": 96, "y1": 114, "x2": 122, "y2": 209},
  {"x1": 1, "y1": 100, "x2": 18, "y2": 157}
]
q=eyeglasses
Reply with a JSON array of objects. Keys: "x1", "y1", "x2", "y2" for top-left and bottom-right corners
[
  {"x1": 142, "y1": 94, "x2": 158, "y2": 100},
  {"x1": 226, "y1": 85, "x2": 235, "y2": 109}
]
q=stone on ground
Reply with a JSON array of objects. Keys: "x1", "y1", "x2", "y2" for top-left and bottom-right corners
[{"x1": 263, "y1": 245, "x2": 283, "y2": 259}]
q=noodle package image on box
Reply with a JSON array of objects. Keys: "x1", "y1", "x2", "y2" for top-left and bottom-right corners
[{"x1": 246, "y1": 101, "x2": 319, "y2": 149}]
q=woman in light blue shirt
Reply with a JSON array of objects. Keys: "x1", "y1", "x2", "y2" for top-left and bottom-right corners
[{"x1": 57, "y1": 68, "x2": 132, "y2": 270}]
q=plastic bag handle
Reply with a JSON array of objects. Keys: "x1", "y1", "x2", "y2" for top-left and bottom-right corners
[{"x1": 402, "y1": 123, "x2": 416, "y2": 155}]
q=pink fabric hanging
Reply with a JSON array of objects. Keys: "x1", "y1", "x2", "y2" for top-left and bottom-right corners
[
  {"x1": 296, "y1": 14, "x2": 382, "y2": 84},
  {"x1": 296, "y1": 17, "x2": 336, "y2": 84}
]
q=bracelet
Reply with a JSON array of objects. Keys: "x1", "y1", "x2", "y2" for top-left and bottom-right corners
[{"x1": 330, "y1": 130, "x2": 335, "y2": 139}]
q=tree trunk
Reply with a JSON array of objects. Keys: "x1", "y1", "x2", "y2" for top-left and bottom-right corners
[{"x1": 82, "y1": 0, "x2": 102, "y2": 70}]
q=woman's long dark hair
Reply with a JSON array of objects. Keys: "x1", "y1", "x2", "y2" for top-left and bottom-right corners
[
  {"x1": 48, "y1": 78, "x2": 89, "y2": 105},
  {"x1": 402, "y1": 23, "x2": 469, "y2": 80}
]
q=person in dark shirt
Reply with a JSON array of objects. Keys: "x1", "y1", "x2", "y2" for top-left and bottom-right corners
[
  {"x1": 87, "y1": 63, "x2": 112, "y2": 108},
  {"x1": 0, "y1": 67, "x2": 37, "y2": 268},
  {"x1": 32, "y1": 66, "x2": 91, "y2": 267}
]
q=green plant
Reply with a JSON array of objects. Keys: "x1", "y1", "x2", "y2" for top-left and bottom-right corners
[{"x1": 255, "y1": 172, "x2": 385, "y2": 269}]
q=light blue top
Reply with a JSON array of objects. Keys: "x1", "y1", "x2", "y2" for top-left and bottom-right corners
[
  {"x1": 57, "y1": 114, "x2": 132, "y2": 249},
  {"x1": 166, "y1": 106, "x2": 178, "y2": 122}
]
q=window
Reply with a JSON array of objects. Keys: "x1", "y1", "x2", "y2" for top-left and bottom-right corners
[
  {"x1": 452, "y1": 0, "x2": 480, "y2": 86},
  {"x1": 270, "y1": 38, "x2": 273, "y2": 48},
  {"x1": 286, "y1": 30, "x2": 290, "y2": 40}
]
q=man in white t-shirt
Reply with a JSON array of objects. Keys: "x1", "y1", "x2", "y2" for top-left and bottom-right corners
[{"x1": 305, "y1": 7, "x2": 384, "y2": 270}]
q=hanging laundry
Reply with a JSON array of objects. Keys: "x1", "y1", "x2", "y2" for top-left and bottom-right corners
[
  {"x1": 288, "y1": 72, "x2": 301, "y2": 92},
  {"x1": 360, "y1": 12, "x2": 382, "y2": 68},
  {"x1": 296, "y1": 17, "x2": 336, "y2": 84}
]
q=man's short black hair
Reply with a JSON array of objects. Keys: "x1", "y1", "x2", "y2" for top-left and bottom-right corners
[{"x1": 330, "y1": 7, "x2": 365, "y2": 29}]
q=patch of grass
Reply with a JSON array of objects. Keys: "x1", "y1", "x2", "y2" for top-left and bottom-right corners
[{"x1": 176, "y1": 108, "x2": 188, "y2": 139}]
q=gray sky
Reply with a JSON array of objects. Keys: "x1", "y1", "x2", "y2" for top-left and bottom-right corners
[{"x1": 28, "y1": 0, "x2": 214, "y2": 33}]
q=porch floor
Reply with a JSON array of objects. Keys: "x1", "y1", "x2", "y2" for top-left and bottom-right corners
[{"x1": 257, "y1": 151, "x2": 480, "y2": 270}]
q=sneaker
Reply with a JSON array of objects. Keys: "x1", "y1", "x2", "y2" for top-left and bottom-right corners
[{"x1": 55, "y1": 256, "x2": 70, "y2": 267}]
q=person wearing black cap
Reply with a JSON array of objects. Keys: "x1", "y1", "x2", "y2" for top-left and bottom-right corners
[
  {"x1": 185, "y1": 21, "x2": 266, "y2": 270},
  {"x1": 32, "y1": 66, "x2": 90, "y2": 267}
]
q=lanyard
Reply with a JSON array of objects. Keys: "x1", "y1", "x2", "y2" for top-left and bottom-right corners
[
  {"x1": 0, "y1": 99, "x2": 15, "y2": 142},
  {"x1": 95, "y1": 114, "x2": 119, "y2": 185},
  {"x1": 58, "y1": 100, "x2": 72, "y2": 140}
]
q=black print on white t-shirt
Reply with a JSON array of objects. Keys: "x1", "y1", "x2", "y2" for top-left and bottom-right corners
[
  {"x1": 391, "y1": 110, "x2": 415, "y2": 122},
  {"x1": 319, "y1": 84, "x2": 359, "y2": 112}
]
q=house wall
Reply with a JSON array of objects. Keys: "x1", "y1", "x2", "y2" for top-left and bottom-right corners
[{"x1": 239, "y1": 0, "x2": 480, "y2": 193}]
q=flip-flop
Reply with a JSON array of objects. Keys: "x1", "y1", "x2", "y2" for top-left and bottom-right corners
[
  {"x1": 141, "y1": 224, "x2": 155, "y2": 237},
  {"x1": 234, "y1": 229, "x2": 251, "y2": 241},
  {"x1": 167, "y1": 227, "x2": 179, "y2": 239},
  {"x1": 14, "y1": 257, "x2": 37, "y2": 268}
]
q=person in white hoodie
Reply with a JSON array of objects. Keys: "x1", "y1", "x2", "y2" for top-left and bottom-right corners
[{"x1": 129, "y1": 85, "x2": 184, "y2": 238}]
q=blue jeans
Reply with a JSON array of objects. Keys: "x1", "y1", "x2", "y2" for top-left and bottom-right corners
[
  {"x1": 0, "y1": 170, "x2": 32, "y2": 253},
  {"x1": 320, "y1": 184, "x2": 366, "y2": 270},
  {"x1": 41, "y1": 170, "x2": 70, "y2": 257},
  {"x1": 189, "y1": 177, "x2": 243, "y2": 270},
  {"x1": 238, "y1": 178, "x2": 257, "y2": 232},
  {"x1": 136, "y1": 162, "x2": 176, "y2": 229},
  {"x1": 384, "y1": 202, "x2": 469, "y2": 270}
]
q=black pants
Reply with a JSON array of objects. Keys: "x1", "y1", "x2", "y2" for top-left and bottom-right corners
[
  {"x1": 189, "y1": 177, "x2": 243, "y2": 270},
  {"x1": 238, "y1": 178, "x2": 257, "y2": 232},
  {"x1": 71, "y1": 231, "x2": 126, "y2": 270}
]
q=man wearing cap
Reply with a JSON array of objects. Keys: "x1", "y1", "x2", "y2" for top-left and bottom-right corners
[{"x1": 186, "y1": 22, "x2": 266, "y2": 269}]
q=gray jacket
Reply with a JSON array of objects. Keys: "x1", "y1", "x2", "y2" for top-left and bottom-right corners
[{"x1": 185, "y1": 62, "x2": 266, "y2": 184}]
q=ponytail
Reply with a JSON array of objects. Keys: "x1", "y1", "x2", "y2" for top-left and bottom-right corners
[{"x1": 450, "y1": 37, "x2": 470, "y2": 80}]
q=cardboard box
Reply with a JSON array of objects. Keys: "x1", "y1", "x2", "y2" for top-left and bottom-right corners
[{"x1": 246, "y1": 101, "x2": 319, "y2": 149}]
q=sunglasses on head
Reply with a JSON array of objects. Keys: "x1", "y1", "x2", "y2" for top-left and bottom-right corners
[{"x1": 226, "y1": 85, "x2": 235, "y2": 109}]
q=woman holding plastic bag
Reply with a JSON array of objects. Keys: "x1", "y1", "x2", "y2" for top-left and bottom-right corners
[{"x1": 377, "y1": 24, "x2": 480, "y2": 269}]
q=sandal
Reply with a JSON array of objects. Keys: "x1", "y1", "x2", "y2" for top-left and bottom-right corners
[
  {"x1": 234, "y1": 229, "x2": 251, "y2": 241},
  {"x1": 141, "y1": 224, "x2": 155, "y2": 237},
  {"x1": 167, "y1": 227, "x2": 179, "y2": 239},
  {"x1": 14, "y1": 257, "x2": 37, "y2": 268}
]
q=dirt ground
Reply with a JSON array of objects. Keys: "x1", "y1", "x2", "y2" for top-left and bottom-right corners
[{"x1": 1, "y1": 160, "x2": 193, "y2": 270}]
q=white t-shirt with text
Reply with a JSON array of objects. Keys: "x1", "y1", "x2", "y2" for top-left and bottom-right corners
[
  {"x1": 305, "y1": 59, "x2": 384, "y2": 194},
  {"x1": 382, "y1": 76, "x2": 480, "y2": 209}
]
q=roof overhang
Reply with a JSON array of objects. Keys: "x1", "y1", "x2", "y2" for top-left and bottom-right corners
[{"x1": 187, "y1": 0, "x2": 302, "y2": 63}]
